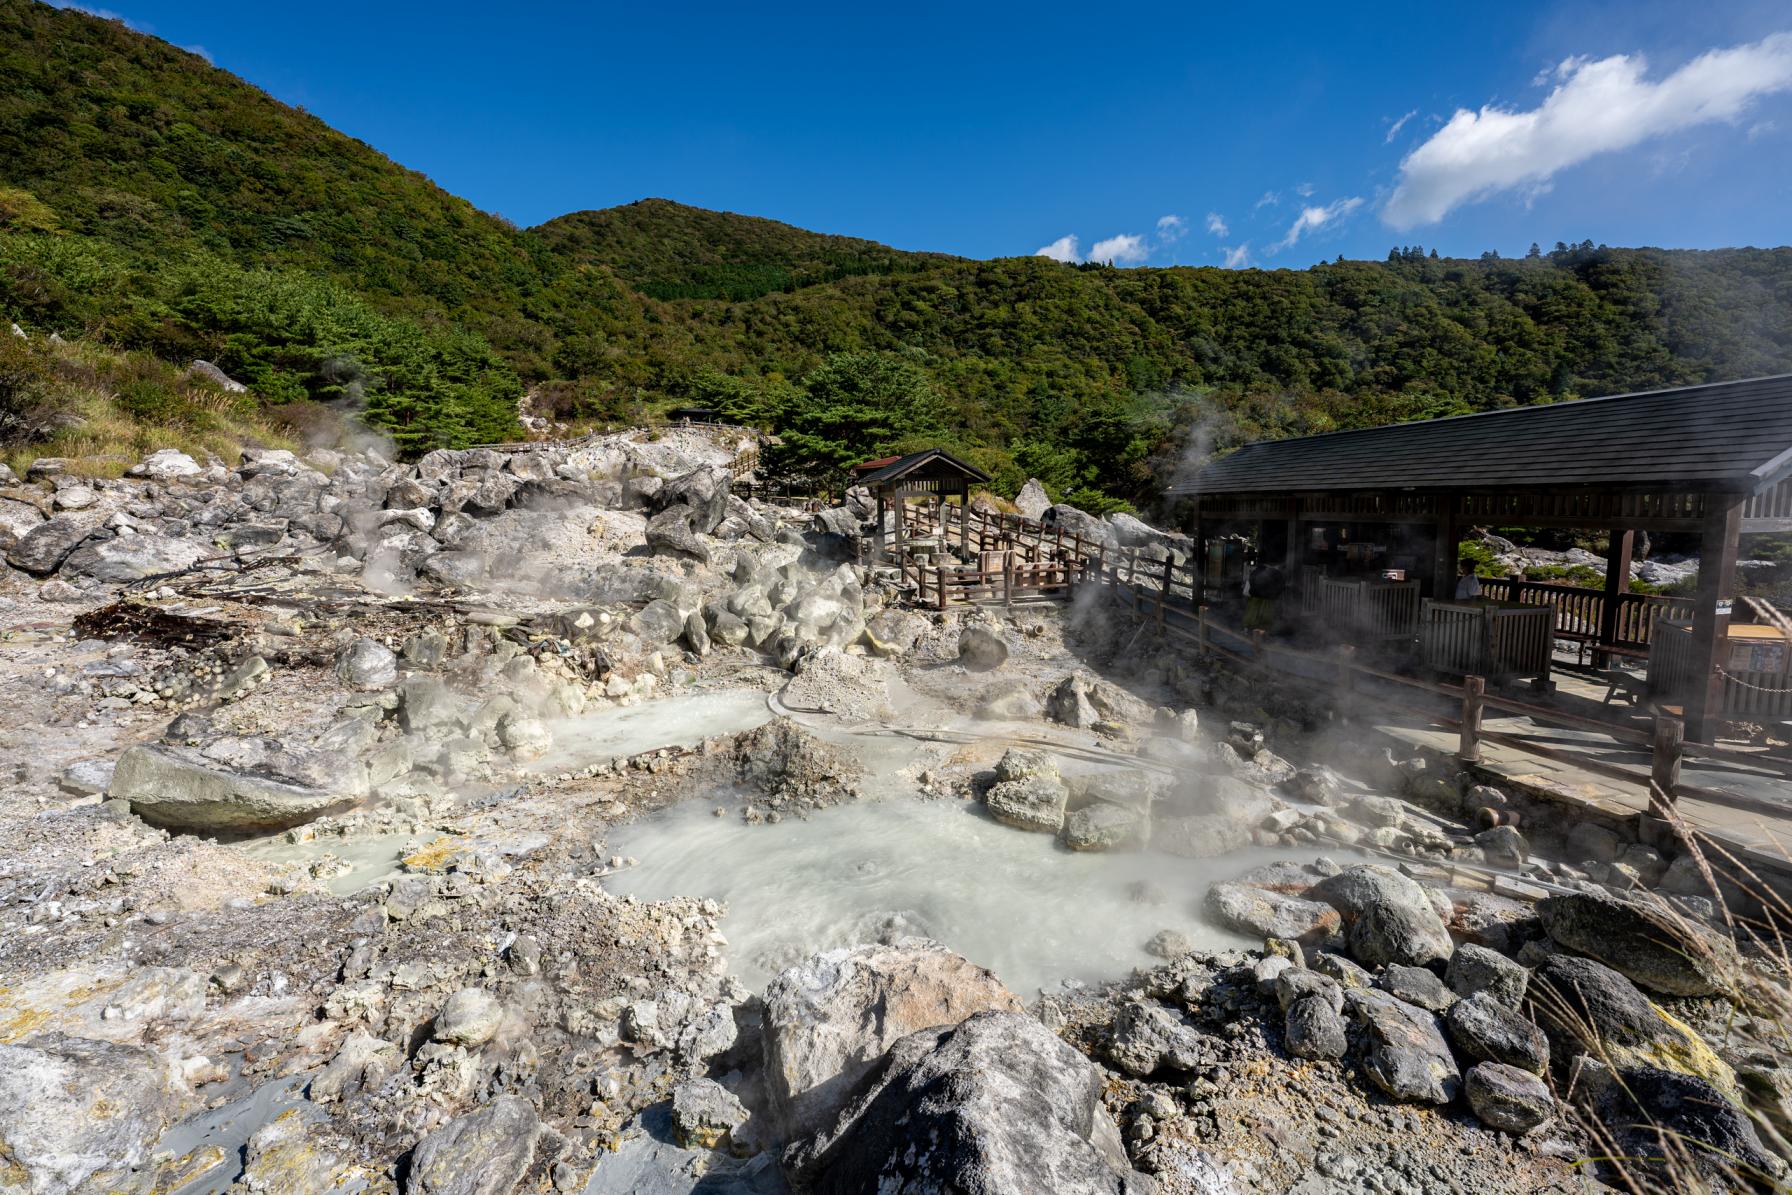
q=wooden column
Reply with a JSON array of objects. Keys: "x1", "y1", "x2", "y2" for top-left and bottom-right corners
[
  {"x1": 1685, "y1": 501, "x2": 1742, "y2": 744},
  {"x1": 891, "y1": 489, "x2": 905, "y2": 556},
  {"x1": 1594, "y1": 530, "x2": 1635, "y2": 668},
  {"x1": 958, "y1": 485, "x2": 970, "y2": 558},
  {"x1": 874, "y1": 493, "x2": 886, "y2": 562},
  {"x1": 1430, "y1": 503, "x2": 1460, "y2": 601}
]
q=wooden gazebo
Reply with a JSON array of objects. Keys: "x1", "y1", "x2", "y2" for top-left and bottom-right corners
[
  {"x1": 1169, "y1": 374, "x2": 1792, "y2": 741},
  {"x1": 855, "y1": 448, "x2": 992, "y2": 562}
]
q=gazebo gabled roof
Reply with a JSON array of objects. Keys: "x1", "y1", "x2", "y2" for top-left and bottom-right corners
[
  {"x1": 1171, "y1": 374, "x2": 1792, "y2": 498},
  {"x1": 854, "y1": 448, "x2": 992, "y2": 489}
]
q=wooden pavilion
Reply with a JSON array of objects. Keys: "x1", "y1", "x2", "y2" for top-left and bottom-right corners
[
  {"x1": 855, "y1": 449, "x2": 992, "y2": 563},
  {"x1": 1168, "y1": 374, "x2": 1792, "y2": 742}
]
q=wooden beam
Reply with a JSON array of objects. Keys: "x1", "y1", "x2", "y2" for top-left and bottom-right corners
[
  {"x1": 1685, "y1": 501, "x2": 1743, "y2": 743},
  {"x1": 1594, "y1": 530, "x2": 1634, "y2": 667}
]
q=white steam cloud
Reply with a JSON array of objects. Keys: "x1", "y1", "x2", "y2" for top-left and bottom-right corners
[
  {"x1": 1384, "y1": 32, "x2": 1792, "y2": 229},
  {"x1": 1035, "y1": 234, "x2": 1081, "y2": 263},
  {"x1": 1204, "y1": 212, "x2": 1228, "y2": 237}
]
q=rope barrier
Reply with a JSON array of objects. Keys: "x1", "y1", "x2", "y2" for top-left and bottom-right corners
[{"x1": 1715, "y1": 667, "x2": 1792, "y2": 695}]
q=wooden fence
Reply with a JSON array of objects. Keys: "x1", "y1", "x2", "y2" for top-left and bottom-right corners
[{"x1": 1479, "y1": 578, "x2": 1692, "y2": 653}]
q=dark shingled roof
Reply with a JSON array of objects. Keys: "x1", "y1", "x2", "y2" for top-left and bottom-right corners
[
  {"x1": 1172, "y1": 374, "x2": 1792, "y2": 497},
  {"x1": 856, "y1": 448, "x2": 993, "y2": 488}
]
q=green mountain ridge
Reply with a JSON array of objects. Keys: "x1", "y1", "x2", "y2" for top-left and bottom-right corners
[{"x1": 3, "y1": 0, "x2": 1792, "y2": 505}]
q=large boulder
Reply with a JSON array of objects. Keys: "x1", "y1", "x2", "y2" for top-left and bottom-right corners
[
  {"x1": 1528, "y1": 955, "x2": 1737, "y2": 1098},
  {"x1": 1105, "y1": 998, "x2": 1211, "y2": 1077},
  {"x1": 1310, "y1": 864, "x2": 1453, "y2": 969},
  {"x1": 1204, "y1": 882, "x2": 1342, "y2": 947},
  {"x1": 1446, "y1": 992, "x2": 1549, "y2": 1074},
  {"x1": 1590, "y1": 1067, "x2": 1784, "y2": 1190},
  {"x1": 0, "y1": 497, "x2": 45, "y2": 553},
  {"x1": 651, "y1": 466, "x2": 730, "y2": 534},
  {"x1": 790, "y1": 1010, "x2": 1155, "y2": 1195},
  {"x1": 957, "y1": 625, "x2": 1009, "y2": 670},
  {"x1": 406, "y1": 1095, "x2": 542, "y2": 1195},
  {"x1": 6, "y1": 511, "x2": 103, "y2": 574},
  {"x1": 0, "y1": 1034, "x2": 190, "y2": 1195},
  {"x1": 644, "y1": 505, "x2": 709, "y2": 562},
  {"x1": 984, "y1": 776, "x2": 1069, "y2": 833},
  {"x1": 335, "y1": 638, "x2": 399, "y2": 690},
  {"x1": 128, "y1": 447, "x2": 203, "y2": 481},
  {"x1": 1014, "y1": 478, "x2": 1052, "y2": 520},
  {"x1": 1536, "y1": 890, "x2": 1737, "y2": 998},
  {"x1": 1344, "y1": 987, "x2": 1460, "y2": 1104},
  {"x1": 109, "y1": 744, "x2": 355, "y2": 834},
  {"x1": 1465, "y1": 1062, "x2": 1554, "y2": 1134},
  {"x1": 760, "y1": 940, "x2": 1021, "y2": 1140},
  {"x1": 1042, "y1": 503, "x2": 1118, "y2": 552},
  {"x1": 61, "y1": 532, "x2": 208, "y2": 582}
]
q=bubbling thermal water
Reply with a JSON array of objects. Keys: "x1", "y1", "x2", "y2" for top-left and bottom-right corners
[{"x1": 607, "y1": 797, "x2": 1339, "y2": 996}]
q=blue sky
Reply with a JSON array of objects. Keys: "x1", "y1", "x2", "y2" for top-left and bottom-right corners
[{"x1": 60, "y1": 0, "x2": 1792, "y2": 268}]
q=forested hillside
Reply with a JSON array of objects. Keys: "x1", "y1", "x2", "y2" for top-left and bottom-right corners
[{"x1": 3, "y1": 0, "x2": 1791, "y2": 506}]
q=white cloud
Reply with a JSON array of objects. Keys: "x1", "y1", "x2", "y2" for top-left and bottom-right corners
[
  {"x1": 1203, "y1": 212, "x2": 1228, "y2": 237},
  {"x1": 1089, "y1": 233, "x2": 1149, "y2": 265},
  {"x1": 1750, "y1": 119, "x2": 1778, "y2": 141},
  {"x1": 1273, "y1": 197, "x2": 1364, "y2": 251},
  {"x1": 1157, "y1": 214, "x2": 1188, "y2": 242},
  {"x1": 1221, "y1": 244, "x2": 1251, "y2": 269},
  {"x1": 1254, "y1": 190, "x2": 1279, "y2": 210},
  {"x1": 1385, "y1": 32, "x2": 1792, "y2": 229},
  {"x1": 1385, "y1": 109, "x2": 1419, "y2": 143},
  {"x1": 1295, "y1": 182, "x2": 1315, "y2": 197},
  {"x1": 1035, "y1": 235, "x2": 1081, "y2": 263},
  {"x1": 183, "y1": 43, "x2": 213, "y2": 63}
]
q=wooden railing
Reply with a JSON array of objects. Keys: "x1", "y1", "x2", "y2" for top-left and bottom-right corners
[{"x1": 1478, "y1": 578, "x2": 1693, "y2": 651}]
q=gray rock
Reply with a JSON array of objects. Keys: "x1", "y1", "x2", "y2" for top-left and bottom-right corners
[
  {"x1": 1473, "y1": 824, "x2": 1528, "y2": 866},
  {"x1": 1566, "y1": 822, "x2": 1623, "y2": 865},
  {"x1": 1106, "y1": 998, "x2": 1210, "y2": 1077},
  {"x1": 435, "y1": 988, "x2": 503, "y2": 1048},
  {"x1": 1203, "y1": 882, "x2": 1342, "y2": 947},
  {"x1": 1014, "y1": 478, "x2": 1052, "y2": 520},
  {"x1": 399, "y1": 676, "x2": 462, "y2": 734},
  {"x1": 1527, "y1": 955, "x2": 1734, "y2": 1094},
  {"x1": 0, "y1": 1034, "x2": 189, "y2": 1195},
  {"x1": 957, "y1": 625, "x2": 1009, "y2": 670},
  {"x1": 0, "y1": 497, "x2": 45, "y2": 552},
  {"x1": 1274, "y1": 967, "x2": 1344, "y2": 1014},
  {"x1": 1446, "y1": 942, "x2": 1529, "y2": 1008},
  {"x1": 790, "y1": 1010, "x2": 1152, "y2": 1194},
  {"x1": 975, "y1": 680, "x2": 1043, "y2": 721},
  {"x1": 1537, "y1": 890, "x2": 1736, "y2": 997},
  {"x1": 1465, "y1": 1062, "x2": 1554, "y2": 1133},
  {"x1": 1447, "y1": 992, "x2": 1550, "y2": 1074},
  {"x1": 335, "y1": 637, "x2": 398, "y2": 690},
  {"x1": 187, "y1": 359, "x2": 248, "y2": 392},
  {"x1": 1594, "y1": 1067, "x2": 1784, "y2": 1188},
  {"x1": 128, "y1": 447, "x2": 203, "y2": 481},
  {"x1": 63, "y1": 532, "x2": 210, "y2": 582},
  {"x1": 761, "y1": 941, "x2": 1020, "y2": 1140},
  {"x1": 57, "y1": 758, "x2": 115, "y2": 797},
  {"x1": 1344, "y1": 988, "x2": 1460, "y2": 1104},
  {"x1": 631, "y1": 598, "x2": 688, "y2": 647},
  {"x1": 1311, "y1": 864, "x2": 1454, "y2": 969},
  {"x1": 1285, "y1": 994, "x2": 1349, "y2": 1060},
  {"x1": 6, "y1": 511, "x2": 103, "y2": 574},
  {"x1": 1378, "y1": 964, "x2": 1455, "y2": 1013},
  {"x1": 645, "y1": 505, "x2": 709, "y2": 562},
  {"x1": 653, "y1": 467, "x2": 730, "y2": 535},
  {"x1": 993, "y1": 747, "x2": 1058, "y2": 783},
  {"x1": 670, "y1": 1077, "x2": 749, "y2": 1150},
  {"x1": 1311, "y1": 951, "x2": 1375, "y2": 991},
  {"x1": 110, "y1": 744, "x2": 354, "y2": 834},
  {"x1": 406, "y1": 1095, "x2": 542, "y2": 1195},
  {"x1": 1145, "y1": 929, "x2": 1195, "y2": 959},
  {"x1": 985, "y1": 776, "x2": 1069, "y2": 833},
  {"x1": 1045, "y1": 671, "x2": 1101, "y2": 728},
  {"x1": 52, "y1": 484, "x2": 97, "y2": 511},
  {"x1": 1063, "y1": 802, "x2": 1146, "y2": 851}
]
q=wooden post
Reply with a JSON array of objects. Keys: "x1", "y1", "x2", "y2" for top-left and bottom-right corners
[
  {"x1": 1431, "y1": 503, "x2": 1461, "y2": 602},
  {"x1": 1650, "y1": 714, "x2": 1684, "y2": 813},
  {"x1": 1003, "y1": 551, "x2": 1014, "y2": 609},
  {"x1": 1686, "y1": 503, "x2": 1741, "y2": 743},
  {"x1": 1158, "y1": 556, "x2": 1171, "y2": 627},
  {"x1": 959, "y1": 490, "x2": 970, "y2": 559},
  {"x1": 1197, "y1": 604, "x2": 1211, "y2": 656},
  {"x1": 936, "y1": 565, "x2": 948, "y2": 612},
  {"x1": 1594, "y1": 529, "x2": 1635, "y2": 667},
  {"x1": 874, "y1": 493, "x2": 886, "y2": 562},
  {"x1": 1458, "y1": 675, "x2": 1486, "y2": 763}
]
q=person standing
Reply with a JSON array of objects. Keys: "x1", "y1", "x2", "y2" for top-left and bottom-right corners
[{"x1": 1455, "y1": 560, "x2": 1483, "y2": 600}]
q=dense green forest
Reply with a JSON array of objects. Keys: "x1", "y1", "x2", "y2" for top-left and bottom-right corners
[{"x1": 3, "y1": 0, "x2": 1791, "y2": 508}]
